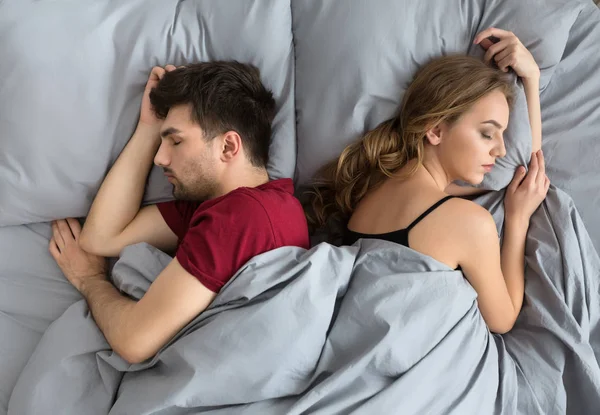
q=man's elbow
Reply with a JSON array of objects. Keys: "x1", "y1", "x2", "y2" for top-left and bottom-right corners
[
  {"x1": 78, "y1": 232, "x2": 119, "y2": 257},
  {"x1": 114, "y1": 338, "x2": 156, "y2": 365},
  {"x1": 78, "y1": 231, "x2": 96, "y2": 253}
]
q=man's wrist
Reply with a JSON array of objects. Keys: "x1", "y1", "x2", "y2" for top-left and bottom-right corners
[
  {"x1": 80, "y1": 274, "x2": 109, "y2": 298},
  {"x1": 135, "y1": 122, "x2": 162, "y2": 141}
]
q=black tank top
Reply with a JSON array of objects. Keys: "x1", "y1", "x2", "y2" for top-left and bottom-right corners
[{"x1": 343, "y1": 195, "x2": 461, "y2": 270}]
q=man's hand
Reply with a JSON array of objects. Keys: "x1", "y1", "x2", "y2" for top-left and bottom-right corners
[
  {"x1": 138, "y1": 64, "x2": 178, "y2": 128},
  {"x1": 50, "y1": 218, "x2": 107, "y2": 293}
]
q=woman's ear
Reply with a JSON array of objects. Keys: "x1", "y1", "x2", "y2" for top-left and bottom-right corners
[{"x1": 425, "y1": 124, "x2": 443, "y2": 146}]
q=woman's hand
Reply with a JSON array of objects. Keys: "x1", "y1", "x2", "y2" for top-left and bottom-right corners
[
  {"x1": 474, "y1": 27, "x2": 540, "y2": 82},
  {"x1": 504, "y1": 150, "x2": 550, "y2": 226}
]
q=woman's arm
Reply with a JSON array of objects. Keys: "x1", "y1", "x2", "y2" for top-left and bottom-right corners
[
  {"x1": 498, "y1": 216, "x2": 528, "y2": 318},
  {"x1": 456, "y1": 204, "x2": 525, "y2": 334},
  {"x1": 456, "y1": 151, "x2": 549, "y2": 334},
  {"x1": 523, "y1": 76, "x2": 542, "y2": 152},
  {"x1": 474, "y1": 28, "x2": 542, "y2": 152}
]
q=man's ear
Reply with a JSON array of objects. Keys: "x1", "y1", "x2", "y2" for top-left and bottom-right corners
[
  {"x1": 425, "y1": 124, "x2": 443, "y2": 146},
  {"x1": 220, "y1": 131, "x2": 242, "y2": 162}
]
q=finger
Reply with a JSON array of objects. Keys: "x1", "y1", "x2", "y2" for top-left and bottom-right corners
[
  {"x1": 150, "y1": 66, "x2": 166, "y2": 81},
  {"x1": 497, "y1": 55, "x2": 516, "y2": 72},
  {"x1": 165, "y1": 64, "x2": 177, "y2": 72},
  {"x1": 51, "y1": 221, "x2": 65, "y2": 250},
  {"x1": 66, "y1": 218, "x2": 82, "y2": 240},
  {"x1": 56, "y1": 219, "x2": 75, "y2": 245},
  {"x1": 49, "y1": 238, "x2": 61, "y2": 258},
  {"x1": 536, "y1": 151, "x2": 546, "y2": 185},
  {"x1": 493, "y1": 47, "x2": 512, "y2": 64},
  {"x1": 523, "y1": 153, "x2": 540, "y2": 186},
  {"x1": 508, "y1": 166, "x2": 527, "y2": 192},
  {"x1": 474, "y1": 27, "x2": 515, "y2": 45},
  {"x1": 538, "y1": 150, "x2": 545, "y2": 172},
  {"x1": 483, "y1": 39, "x2": 512, "y2": 64},
  {"x1": 479, "y1": 38, "x2": 494, "y2": 50},
  {"x1": 544, "y1": 175, "x2": 551, "y2": 191}
]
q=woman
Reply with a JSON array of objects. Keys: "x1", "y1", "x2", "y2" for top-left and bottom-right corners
[{"x1": 307, "y1": 28, "x2": 549, "y2": 334}]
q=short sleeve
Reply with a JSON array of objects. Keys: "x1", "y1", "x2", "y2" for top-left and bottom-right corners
[
  {"x1": 175, "y1": 193, "x2": 276, "y2": 293},
  {"x1": 156, "y1": 200, "x2": 201, "y2": 240}
]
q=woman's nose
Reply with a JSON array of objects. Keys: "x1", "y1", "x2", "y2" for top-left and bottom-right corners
[{"x1": 492, "y1": 136, "x2": 507, "y2": 158}]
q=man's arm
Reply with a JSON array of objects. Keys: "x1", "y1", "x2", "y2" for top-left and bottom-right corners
[
  {"x1": 80, "y1": 66, "x2": 178, "y2": 257},
  {"x1": 51, "y1": 217, "x2": 214, "y2": 364},
  {"x1": 79, "y1": 125, "x2": 173, "y2": 256},
  {"x1": 80, "y1": 258, "x2": 215, "y2": 364}
]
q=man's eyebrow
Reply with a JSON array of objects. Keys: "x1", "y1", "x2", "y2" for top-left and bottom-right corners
[
  {"x1": 160, "y1": 127, "x2": 183, "y2": 138},
  {"x1": 481, "y1": 120, "x2": 505, "y2": 129}
]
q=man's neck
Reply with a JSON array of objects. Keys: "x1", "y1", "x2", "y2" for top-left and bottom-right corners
[{"x1": 217, "y1": 167, "x2": 270, "y2": 197}]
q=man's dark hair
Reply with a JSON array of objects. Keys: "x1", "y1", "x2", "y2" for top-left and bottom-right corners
[{"x1": 149, "y1": 61, "x2": 276, "y2": 168}]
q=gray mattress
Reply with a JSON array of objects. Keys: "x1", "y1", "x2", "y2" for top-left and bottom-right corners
[{"x1": 1, "y1": 0, "x2": 599, "y2": 413}]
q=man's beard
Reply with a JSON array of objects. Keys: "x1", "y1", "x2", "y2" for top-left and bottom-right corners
[{"x1": 172, "y1": 177, "x2": 218, "y2": 202}]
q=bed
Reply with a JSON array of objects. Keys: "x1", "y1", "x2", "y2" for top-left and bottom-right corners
[{"x1": 1, "y1": 0, "x2": 599, "y2": 414}]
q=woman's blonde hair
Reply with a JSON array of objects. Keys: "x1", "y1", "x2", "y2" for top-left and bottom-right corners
[{"x1": 305, "y1": 55, "x2": 515, "y2": 232}]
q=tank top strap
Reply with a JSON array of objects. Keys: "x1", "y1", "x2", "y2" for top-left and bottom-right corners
[{"x1": 405, "y1": 195, "x2": 456, "y2": 232}]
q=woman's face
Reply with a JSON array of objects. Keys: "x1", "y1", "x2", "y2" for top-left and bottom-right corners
[{"x1": 435, "y1": 89, "x2": 510, "y2": 185}]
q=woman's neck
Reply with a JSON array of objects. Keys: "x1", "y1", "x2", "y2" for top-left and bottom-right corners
[{"x1": 419, "y1": 159, "x2": 452, "y2": 192}]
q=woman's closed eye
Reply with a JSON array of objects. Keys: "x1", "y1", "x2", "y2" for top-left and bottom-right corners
[{"x1": 481, "y1": 132, "x2": 493, "y2": 140}]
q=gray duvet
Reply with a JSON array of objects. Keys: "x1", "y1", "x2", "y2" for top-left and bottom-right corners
[{"x1": 8, "y1": 186, "x2": 600, "y2": 415}]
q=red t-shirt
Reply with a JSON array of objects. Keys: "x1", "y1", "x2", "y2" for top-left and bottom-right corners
[{"x1": 156, "y1": 178, "x2": 309, "y2": 293}]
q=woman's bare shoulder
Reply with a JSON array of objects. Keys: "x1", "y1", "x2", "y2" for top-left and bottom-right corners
[
  {"x1": 443, "y1": 197, "x2": 499, "y2": 241},
  {"x1": 408, "y1": 196, "x2": 498, "y2": 269}
]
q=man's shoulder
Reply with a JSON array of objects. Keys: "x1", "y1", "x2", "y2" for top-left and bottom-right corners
[
  {"x1": 190, "y1": 178, "x2": 304, "y2": 225},
  {"x1": 244, "y1": 178, "x2": 295, "y2": 198},
  {"x1": 192, "y1": 186, "x2": 274, "y2": 226},
  {"x1": 234, "y1": 178, "x2": 298, "y2": 208}
]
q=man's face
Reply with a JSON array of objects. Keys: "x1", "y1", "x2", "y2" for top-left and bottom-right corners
[{"x1": 154, "y1": 104, "x2": 221, "y2": 201}]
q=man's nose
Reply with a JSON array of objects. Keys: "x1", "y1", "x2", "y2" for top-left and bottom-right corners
[{"x1": 154, "y1": 142, "x2": 171, "y2": 167}]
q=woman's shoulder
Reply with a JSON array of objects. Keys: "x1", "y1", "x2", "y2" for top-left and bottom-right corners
[
  {"x1": 406, "y1": 195, "x2": 497, "y2": 269},
  {"x1": 442, "y1": 197, "x2": 499, "y2": 240}
]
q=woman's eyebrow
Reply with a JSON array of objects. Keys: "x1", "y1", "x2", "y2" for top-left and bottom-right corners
[{"x1": 481, "y1": 120, "x2": 504, "y2": 129}]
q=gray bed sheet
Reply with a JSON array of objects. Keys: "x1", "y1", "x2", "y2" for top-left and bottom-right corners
[
  {"x1": 538, "y1": 2, "x2": 600, "y2": 253},
  {"x1": 5, "y1": 184, "x2": 600, "y2": 414},
  {"x1": 0, "y1": 223, "x2": 81, "y2": 413}
]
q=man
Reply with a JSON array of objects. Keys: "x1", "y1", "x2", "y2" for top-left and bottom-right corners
[{"x1": 49, "y1": 61, "x2": 309, "y2": 364}]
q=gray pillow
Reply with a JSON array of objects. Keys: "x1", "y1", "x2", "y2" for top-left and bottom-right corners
[
  {"x1": 292, "y1": 0, "x2": 583, "y2": 190},
  {"x1": 0, "y1": 0, "x2": 295, "y2": 226}
]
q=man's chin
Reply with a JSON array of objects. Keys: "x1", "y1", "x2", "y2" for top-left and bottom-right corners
[
  {"x1": 172, "y1": 187, "x2": 195, "y2": 201},
  {"x1": 171, "y1": 185, "x2": 182, "y2": 199}
]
